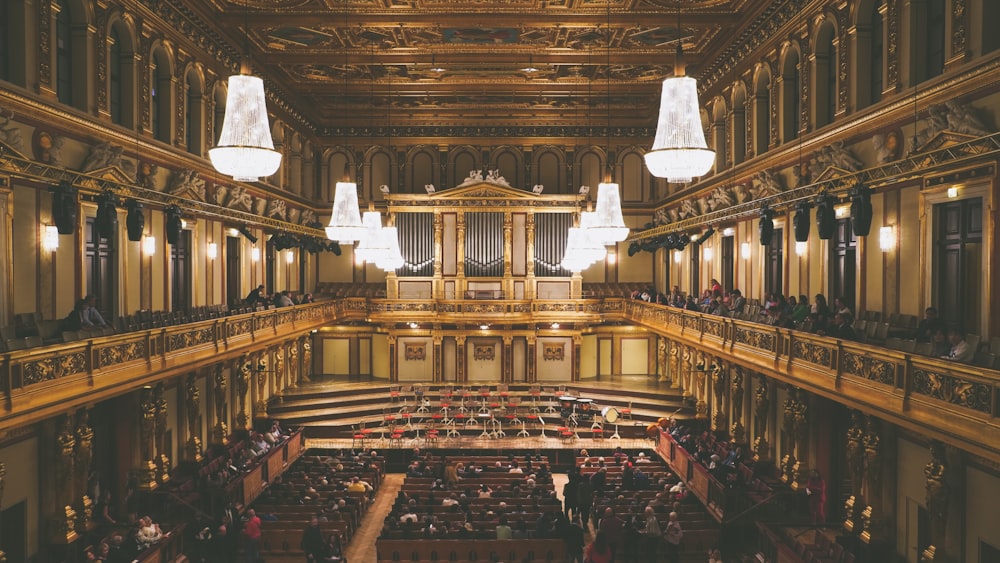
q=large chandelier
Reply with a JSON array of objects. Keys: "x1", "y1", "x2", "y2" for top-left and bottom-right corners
[
  {"x1": 209, "y1": 66, "x2": 282, "y2": 182},
  {"x1": 644, "y1": 37, "x2": 715, "y2": 183},
  {"x1": 325, "y1": 169, "x2": 367, "y2": 244},
  {"x1": 354, "y1": 211, "x2": 389, "y2": 264},
  {"x1": 587, "y1": 182, "x2": 629, "y2": 245},
  {"x1": 377, "y1": 226, "x2": 405, "y2": 271},
  {"x1": 562, "y1": 212, "x2": 608, "y2": 272}
]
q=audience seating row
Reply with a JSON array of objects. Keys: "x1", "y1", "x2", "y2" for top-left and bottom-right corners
[{"x1": 377, "y1": 538, "x2": 566, "y2": 563}]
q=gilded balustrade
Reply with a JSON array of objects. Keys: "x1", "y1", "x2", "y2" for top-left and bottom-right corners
[
  {"x1": 0, "y1": 300, "x2": 356, "y2": 429},
  {"x1": 616, "y1": 298, "x2": 1000, "y2": 464}
]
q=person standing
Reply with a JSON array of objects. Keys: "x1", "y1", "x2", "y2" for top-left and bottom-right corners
[
  {"x1": 806, "y1": 470, "x2": 827, "y2": 525},
  {"x1": 584, "y1": 530, "x2": 613, "y2": 563},
  {"x1": 242, "y1": 508, "x2": 262, "y2": 563},
  {"x1": 641, "y1": 506, "x2": 662, "y2": 563},
  {"x1": 563, "y1": 472, "x2": 578, "y2": 519},
  {"x1": 562, "y1": 515, "x2": 585, "y2": 563},
  {"x1": 597, "y1": 507, "x2": 623, "y2": 560},
  {"x1": 663, "y1": 512, "x2": 683, "y2": 563},
  {"x1": 576, "y1": 476, "x2": 593, "y2": 529},
  {"x1": 302, "y1": 516, "x2": 325, "y2": 562},
  {"x1": 245, "y1": 285, "x2": 266, "y2": 306}
]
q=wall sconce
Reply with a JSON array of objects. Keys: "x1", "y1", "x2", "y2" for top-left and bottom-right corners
[
  {"x1": 251, "y1": 246, "x2": 261, "y2": 261},
  {"x1": 947, "y1": 187, "x2": 958, "y2": 198},
  {"x1": 879, "y1": 225, "x2": 896, "y2": 252},
  {"x1": 606, "y1": 251, "x2": 617, "y2": 265},
  {"x1": 673, "y1": 251, "x2": 683, "y2": 264},
  {"x1": 835, "y1": 205, "x2": 848, "y2": 218},
  {"x1": 795, "y1": 241, "x2": 808, "y2": 256},
  {"x1": 479, "y1": 324, "x2": 489, "y2": 330},
  {"x1": 227, "y1": 227, "x2": 240, "y2": 238},
  {"x1": 207, "y1": 242, "x2": 218, "y2": 260},
  {"x1": 722, "y1": 227, "x2": 735, "y2": 237},
  {"x1": 42, "y1": 225, "x2": 60, "y2": 252},
  {"x1": 285, "y1": 250, "x2": 295, "y2": 264},
  {"x1": 740, "y1": 242, "x2": 751, "y2": 259},
  {"x1": 702, "y1": 245, "x2": 713, "y2": 260},
  {"x1": 142, "y1": 235, "x2": 156, "y2": 255}
]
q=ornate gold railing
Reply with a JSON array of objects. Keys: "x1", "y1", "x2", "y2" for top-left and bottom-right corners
[
  {"x1": 616, "y1": 298, "x2": 1000, "y2": 463},
  {"x1": 366, "y1": 299, "x2": 607, "y2": 324},
  {"x1": 0, "y1": 300, "x2": 368, "y2": 427}
]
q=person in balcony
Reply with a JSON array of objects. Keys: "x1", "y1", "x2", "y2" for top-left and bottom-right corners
[
  {"x1": 244, "y1": 285, "x2": 266, "y2": 306},
  {"x1": 942, "y1": 329, "x2": 975, "y2": 363},
  {"x1": 82, "y1": 294, "x2": 110, "y2": 329}
]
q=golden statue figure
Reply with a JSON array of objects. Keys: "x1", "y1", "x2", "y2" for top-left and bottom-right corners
[
  {"x1": 845, "y1": 411, "x2": 866, "y2": 497},
  {"x1": 185, "y1": 374, "x2": 202, "y2": 462},
  {"x1": 56, "y1": 414, "x2": 76, "y2": 504},
  {"x1": 234, "y1": 357, "x2": 251, "y2": 429},
  {"x1": 924, "y1": 441, "x2": 948, "y2": 521},
  {"x1": 731, "y1": 366, "x2": 745, "y2": 424},
  {"x1": 863, "y1": 418, "x2": 881, "y2": 499},
  {"x1": 74, "y1": 409, "x2": 94, "y2": 506},
  {"x1": 213, "y1": 365, "x2": 229, "y2": 444},
  {"x1": 153, "y1": 383, "x2": 170, "y2": 484},
  {"x1": 301, "y1": 339, "x2": 313, "y2": 381}
]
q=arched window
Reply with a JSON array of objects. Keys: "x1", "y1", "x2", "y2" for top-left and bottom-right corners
[
  {"x1": 730, "y1": 84, "x2": 747, "y2": 165},
  {"x1": 924, "y1": 0, "x2": 946, "y2": 81},
  {"x1": 151, "y1": 47, "x2": 172, "y2": 143},
  {"x1": 109, "y1": 26, "x2": 122, "y2": 125},
  {"x1": 213, "y1": 83, "x2": 226, "y2": 145},
  {"x1": 55, "y1": 0, "x2": 73, "y2": 105},
  {"x1": 780, "y1": 47, "x2": 800, "y2": 143},
  {"x1": 814, "y1": 19, "x2": 837, "y2": 127},
  {"x1": 870, "y1": 2, "x2": 884, "y2": 103},
  {"x1": 753, "y1": 67, "x2": 771, "y2": 156},
  {"x1": 185, "y1": 67, "x2": 203, "y2": 155}
]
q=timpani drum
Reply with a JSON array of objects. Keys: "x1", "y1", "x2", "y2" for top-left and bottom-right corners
[
  {"x1": 577, "y1": 398, "x2": 594, "y2": 421},
  {"x1": 602, "y1": 406, "x2": 621, "y2": 424}
]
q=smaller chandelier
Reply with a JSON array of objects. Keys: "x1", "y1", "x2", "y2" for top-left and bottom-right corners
[
  {"x1": 644, "y1": 43, "x2": 715, "y2": 183},
  {"x1": 562, "y1": 213, "x2": 607, "y2": 272},
  {"x1": 354, "y1": 211, "x2": 389, "y2": 265},
  {"x1": 376, "y1": 226, "x2": 405, "y2": 271},
  {"x1": 209, "y1": 66, "x2": 282, "y2": 182},
  {"x1": 585, "y1": 181, "x2": 630, "y2": 245},
  {"x1": 325, "y1": 168, "x2": 367, "y2": 244}
]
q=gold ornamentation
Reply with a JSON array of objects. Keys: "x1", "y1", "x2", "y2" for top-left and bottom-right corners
[
  {"x1": 153, "y1": 383, "x2": 170, "y2": 484},
  {"x1": 228, "y1": 319, "x2": 251, "y2": 337},
  {"x1": 843, "y1": 495, "x2": 856, "y2": 532},
  {"x1": 168, "y1": 327, "x2": 215, "y2": 351},
  {"x1": 791, "y1": 340, "x2": 832, "y2": 367},
  {"x1": 185, "y1": 374, "x2": 202, "y2": 462},
  {"x1": 22, "y1": 352, "x2": 87, "y2": 386},
  {"x1": 474, "y1": 343, "x2": 495, "y2": 361},
  {"x1": 98, "y1": 340, "x2": 147, "y2": 367},
  {"x1": 74, "y1": 409, "x2": 94, "y2": 506},
  {"x1": 405, "y1": 344, "x2": 426, "y2": 361},
  {"x1": 913, "y1": 368, "x2": 990, "y2": 413},
  {"x1": 213, "y1": 365, "x2": 229, "y2": 444},
  {"x1": 843, "y1": 351, "x2": 896, "y2": 386},
  {"x1": 735, "y1": 326, "x2": 774, "y2": 351},
  {"x1": 846, "y1": 410, "x2": 865, "y2": 496}
]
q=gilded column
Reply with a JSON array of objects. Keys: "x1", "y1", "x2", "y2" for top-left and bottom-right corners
[
  {"x1": 73, "y1": 408, "x2": 94, "y2": 533},
  {"x1": 234, "y1": 356, "x2": 251, "y2": 431},
  {"x1": 434, "y1": 211, "x2": 444, "y2": 278},
  {"x1": 433, "y1": 336, "x2": 444, "y2": 383},
  {"x1": 791, "y1": 390, "x2": 809, "y2": 488},
  {"x1": 710, "y1": 359, "x2": 726, "y2": 431},
  {"x1": 288, "y1": 341, "x2": 299, "y2": 387},
  {"x1": 694, "y1": 352, "x2": 708, "y2": 419},
  {"x1": 53, "y1": 414, "x2": 79, "y2": 543},
  {"x1": 780, "y1": 387, "x2": 798, "y2": 484},
  {"x1": 36, "y1": 0, "x2": 56, "y2": 98},
  {"x1": 681, "y1": 346, "x2": 693, "y2": 401},
  {"x1": 213, "y1": 364, "x2": 230, "y2": 445},
  {"x1": 656, "y1": 338, "x2": 667, "y2": 382},
  {"x1": 456, "y1": 336, "x2": 467, "y2": 383},
  {"x1": 525, "y1": 212, "x2": 536, "y2": 297},
  {"x1": 669, "y1": 341, "x2": 681, "y2": 389},
  {"x1": 861, "y1": 416, "x2": 883, "y2": 541},
  {"x1": 752, "y1": 375, "x2": 770, "y2": 461},
  {"x1": 924, "y1": 441, "x2": 949, "y2": 556},
  {"x1": 254, "y1": 352, "x2": 267, "y2": 413},
  {"x1": 503, "y1": 211, "x2": 513, "y2": 279},
  {"x1": 456, "y1": 212, "x2": 466, "y2": 280},
  {"x1": 301, "y1": 337, "x2": 313, "y2": 382},
  {"x1": 388, "y1": 335, "x2": 398, "y2": 383},
  {"x1": 503, "y1": 336, "x2": 514, "y2": 383},
  {"x1": 730, "y1": 366, "x2": 745, "y2": 444},
  {"x1": 272, "y1": 346, "x2": 285, "y2": 394},
  {"x1": 185, "y1": 373, "x2": 203, "y2": 462},
  {"x1": 526, "y1": 335, "x2": 536, "y2": 383},
  {"x1": 572, "y1": 335, "x2": 582, "y2": 382},
  {"x1": 137, "y1": 387, "x2": 158, "y2": 491},
  {"x1": 153, "y1": 382, "x2": 170, "y2": 484}
]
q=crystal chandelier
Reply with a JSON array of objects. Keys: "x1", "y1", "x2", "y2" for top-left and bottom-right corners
[
  {"x1": 354, "y1": 211, "x2": 389, "y2": 264},
  {"x1": 644, "y1": 28, "x2": 715, "y2": 183},
  {"x1": 209, "y1": 64, "x2": 282, "y2": 182},
  {"x1": 376, "y1": 226, "x2": 405, "y2": 271},
  {"x1": 561, "y1": 212, "x2": 608, "y2": 272},
  {"x1": 587, "y1": 182, "x2": 629, "y2": 245},
  {"x1": 325, "y1": 168, "x2": 367, "y2": 244}
]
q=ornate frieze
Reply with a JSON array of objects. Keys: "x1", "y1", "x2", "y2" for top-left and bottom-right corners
[
  {"x1": 912, "y1": 368, "x2": 991, "y2": 414},
  {"x1": 842, "y1": 351, "x2": 895, "y2": 386},
  {"x1": 21, "y1": 352, "x2": 87, "y2": 386},
  {"x1": 791, "y1": 339, "x2": 833, "y2": 368},
  {"x1": 98, "y1": 339, "x2": 148, "y2": 367}
]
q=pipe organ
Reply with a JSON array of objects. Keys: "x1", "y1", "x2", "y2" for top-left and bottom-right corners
[{"x1": 384, "y1": 180, "x2": 585, "y2": 300}]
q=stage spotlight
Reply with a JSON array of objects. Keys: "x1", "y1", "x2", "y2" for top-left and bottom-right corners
[
  {"x1": 677, "y1": 233, "x2": 691, "y2": 248},
  {"x1": 236, "y1": 225, "x2": 258, "y2": 245},
  {"x1": 815, "y1": 192, "x2": 836, "y2": 240},
  {"x1": 125, "y1": 199, "x2": 145, "y2": 242},
  {"x1": 95, "y1": 190, "x2": 119, "y2": 241},
  {"x1": 759, "y1": 205, "x2": 775, "y2": 246},
  {"x1": 665, "y1": 233, "x2": 678, "y2": 249},
  {"x1": 793, "y1": 201, "x2": 811, "y2": 243},
  {"x1": 699, "y1": 226, "x2": 716, "y2": 244},
  {"x1": 165, "y1": 205, "x2": 183, "y2": 245},
  {"x1": 52, "y1": 181, "x2": 78, "y2": 235},
  {"x1": 850, "y1": 184, "x2": 873, "y2": 237}
]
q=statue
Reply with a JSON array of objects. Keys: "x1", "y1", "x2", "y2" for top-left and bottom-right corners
[
  {"x1": 708, "y1": 185, "x2": 735, "y2": 211},
  {"x1": 153, "y1": 383, "x2": 170, "y2": 483},
  {"x1": 137, "y1": 161, "x2": 158, "y2": 189},
  {"x1": 782, "y1": 389, "x2": 798, "y2": 454},
  {"x1": 234, "y1": 357, "x2": 251, "y2": 429},
  {"x1": 0, "y1": 109, "x2": 24, "y2": 152},
  {"x1": 924, "y1": 441, "x2": 948, "y2": 521},
  {"x1": 265, "y1": 199, "x2": 288, "y2": 221},
  {"x1": 273, "y1": 348, "x2": 285, "y2": 392},
  {"x1": 944, "y1": 99, "x2": 989, "y2": 136},
  {"x1": 872, "y1": 131, "x2": 902, "y2": 164},
  {"x1": 82, "y1": 141, "x2": 113, "y2": 172},
  {"x1": 226, "y1": 186, "x2": 254, "y2": 212},
  {"x1": 213, "y1": 365, "x2": 229, "y2": 444},
  {"x1": 657, "y1": 339, "x2": 668, "y2": 382},
  {"x1": 753, "y1": 376, "x2": 770, "y2": 439},
  {"x1": 679, "y1": 198, "x2": 699, "y2": 219},
  {"x1": 825, "y1": 141, "x2": 863, "y2": 172},
  {"x1": 167, "y1": 168, "x2": 206, "y2": 200},
  {"x1": 792, "y1": 393, "x2": 808, "y2": 457},
  {"x1": 33, "y1": 130, "x2": 65, "y2": 166},
  {"x1": 74, "y1": 409, "x2": 94, "y2": 504},
  {"x1": 301, "y1": 209, "x2": 317, "y2": 226},
  {"x1": 731, "y1": 366, "x2": 745, "y2": 424},
  {"x1": 56, "y1": 415, "x2": 76, "y2": 503},
  {"x1": 711, "y1": 361, "x2": 726, "y2": 413},
  {"x1": 185, "y1": 374, "x2": 202, "y2": 462},
  {"x1": 750, "y1": 169, "x2": 783, "y2": 199},
  {"x1": 302, "y1": 339, "x2": 313, "y2": 381},
  {"x1": 846, "y1": 411, "x2": 866, "y2": 496},
  {"x1": 137, "y1": 387, "x2": 157, "y2": 489},
  {"x1": 863, "y1": 418, "x2": 881, "y2": 499}
]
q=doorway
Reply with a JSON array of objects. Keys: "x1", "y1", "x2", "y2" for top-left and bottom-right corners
[
  {"x1": 829, "y1": 219, "x2": 856, "y2": 312},
  {"x1": 934, "y1": 197, "x2": 982, "y2": 332}
]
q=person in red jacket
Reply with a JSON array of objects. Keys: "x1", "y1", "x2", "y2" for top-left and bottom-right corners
[
  {"x1": 242, "y1": 508, "x2": 262, "y2": 563},
  {"x1": 806, "y1": 470, "x2": 827, "y2": 525}
]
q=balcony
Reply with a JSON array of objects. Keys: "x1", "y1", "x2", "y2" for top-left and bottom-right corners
[{"x1": 616, "y1": 299, "x2": 1000, "y2": 464}]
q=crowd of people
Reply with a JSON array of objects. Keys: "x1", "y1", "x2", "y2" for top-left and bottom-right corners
[
  {"x1": 631, "y1": 284, "x2": 978, "y2": 364},
  {"x1": 244, "y1": 284, "x2": 314, "y2": 308}
]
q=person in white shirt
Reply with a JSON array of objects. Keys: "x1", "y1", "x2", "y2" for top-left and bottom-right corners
[
  {"x1": 82, "y1": 295, "x2": 109, "y2": 328},
  {"x1": 942, "y1": 329, "x2": 975, "y2": 363}
]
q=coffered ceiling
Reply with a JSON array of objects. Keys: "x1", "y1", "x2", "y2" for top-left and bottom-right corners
[{"x1": 188, "y1": 0, "x2": 768, "y2": 131}]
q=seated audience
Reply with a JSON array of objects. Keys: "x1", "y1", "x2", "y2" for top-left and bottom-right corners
[{"x1": 942, "y1": 329, "x2": 975, "y2": 363}]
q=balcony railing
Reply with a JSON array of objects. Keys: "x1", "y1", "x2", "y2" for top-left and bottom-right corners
[{"x1": 618, "y1": 299, "x2": 1000, "y2": 464}]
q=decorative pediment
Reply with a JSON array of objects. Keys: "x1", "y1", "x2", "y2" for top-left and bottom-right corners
[
  {"x1": 387, "y1": 181, "x2": 583, "y2": 211},
  {"x1": 912, "y1": 131, "x2": 979, "y2": 155},
  {"x1": 433, "y1": 182, "x2": 542, "y2": 200},
  {"x1": 78, "y1": 166, "x2": 137, "y2": 187},
  {"x1": 812, "y1": 166, "x2": 856, "y2": 183}
]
